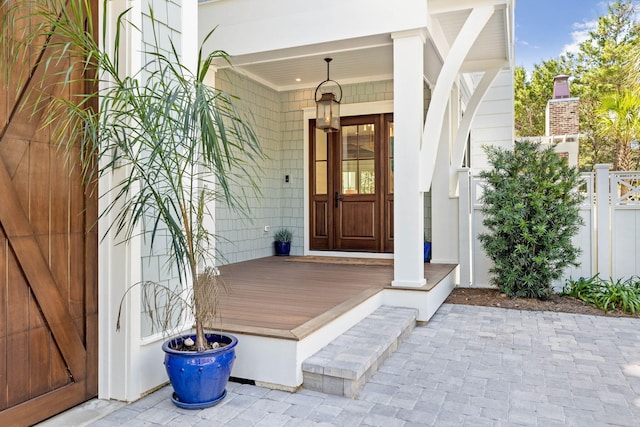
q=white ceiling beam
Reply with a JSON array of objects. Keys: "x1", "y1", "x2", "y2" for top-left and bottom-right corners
[
  {"x1": 429, "y1": 0, "x2": 508, "y2": 15},
  {"x1": 228, "y1": 42, "x2": 393, "y2": 69},
  {"x1": 425, "y1": 13, "x2": 450, "y2": 61}
]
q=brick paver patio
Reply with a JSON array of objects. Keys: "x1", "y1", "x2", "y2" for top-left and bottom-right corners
[{"x1": 84, "y1": 304, "x2": 640, "y2": 426}]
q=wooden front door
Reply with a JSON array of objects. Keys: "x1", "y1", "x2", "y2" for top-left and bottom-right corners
[
  {"x1": 0, "y1": 2, "x2": 98, "y2": 425},
  {"x1": 310, "y1": 114, "x2": 394, "y2": 252}
]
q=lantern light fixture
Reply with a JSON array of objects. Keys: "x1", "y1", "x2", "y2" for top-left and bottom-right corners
[{"x1": 314, "y1": 58, "x2": 342, "y2": 133}]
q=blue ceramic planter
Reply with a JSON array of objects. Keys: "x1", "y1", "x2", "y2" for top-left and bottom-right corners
[
  {"x1": 274, "y1": 241, "x2": 291, "y2": 256},
  {"x1": 423, "y1": 242, "x2": 432, "y2": 263},
  {"x1": 163, "y1": 333, "x2": 237, "y2": 409}
]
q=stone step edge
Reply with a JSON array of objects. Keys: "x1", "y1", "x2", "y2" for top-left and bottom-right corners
[{"x1": 301, "y1": 305, "x2": 417, "y2": 398}]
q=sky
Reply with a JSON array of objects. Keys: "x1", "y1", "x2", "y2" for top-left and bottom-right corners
[{"x1": 515, "y1": 0, "x2": 610, "y2": 72}]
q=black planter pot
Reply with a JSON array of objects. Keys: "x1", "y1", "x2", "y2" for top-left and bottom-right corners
[{"x1": 274, "y1": 241, "x2": 291, "y2": 256}]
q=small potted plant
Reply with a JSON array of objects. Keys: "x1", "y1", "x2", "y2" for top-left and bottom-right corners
[{"x1": 274, "y1": 228, "x2": 293, "y2": 256}]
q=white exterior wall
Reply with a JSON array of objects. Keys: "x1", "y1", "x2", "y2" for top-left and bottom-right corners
[
  {"x1": 216, "y1": 74, "x2": 401, "y2": 263},
  {"x1": 214, "y1": 70, "x2": 283, "y2": 263},
  {"x1": 469, "y1": 69, "x2": 514, "y2": 173},
  {"x1": 276, "y1": 88, "x2": 315, "y2": 258}
]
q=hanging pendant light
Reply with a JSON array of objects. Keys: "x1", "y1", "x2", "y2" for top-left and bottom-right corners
[{"x1": 314, "y1": 58, "x2": 342, "y2": 133}]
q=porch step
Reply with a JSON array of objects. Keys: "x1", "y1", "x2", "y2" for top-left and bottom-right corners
[{"x1": 301, "y1": 305, "x2": 417, "y2": 398}]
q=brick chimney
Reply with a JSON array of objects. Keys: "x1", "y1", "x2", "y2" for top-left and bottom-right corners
[{"x1": 545, "y1": 75, "x2": 579, "y2": 136}]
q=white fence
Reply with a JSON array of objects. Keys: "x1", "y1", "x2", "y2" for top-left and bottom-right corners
[{"x1": 462, "y1": 164, "x2": 640, "y2": 288}]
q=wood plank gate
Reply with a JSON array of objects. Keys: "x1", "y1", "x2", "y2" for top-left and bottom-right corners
[{"x1": 0, "y1": 1, "x2": 98, "y2": 425}]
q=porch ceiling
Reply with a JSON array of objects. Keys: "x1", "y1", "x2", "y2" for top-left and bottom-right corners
[
  {"x1": 206, "y1": 1, "x2": 513, "y2": 92},
  {"x1": 432, "y1": 5, "x2": 511, "y2": 72},
  {"x1": 224, "y1": 36, "x2": 394, "y2": 92}
]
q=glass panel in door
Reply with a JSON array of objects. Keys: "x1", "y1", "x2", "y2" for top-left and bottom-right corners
[
  {"x1": 341, "y1": 123, "x2": 375, "y2": 195},
  {"x1": 335, "y1": 121, "x2": 378, "y2": 251}
]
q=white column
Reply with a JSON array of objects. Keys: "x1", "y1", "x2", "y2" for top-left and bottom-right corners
[
  {"x1": 182, "y1": 1, "x2": 198, "y2": 74},
  {"x1": 392, "y1": 30, "x2": 426, "y2": 287},
  {"x1": 595, "y1": 164, "x2": 611, "y2": 278},
  {"x1": 99, "y1": 0, "x2": 143, "y2": 401}
]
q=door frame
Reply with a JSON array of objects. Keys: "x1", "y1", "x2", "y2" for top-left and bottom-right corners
[{"x1": 303, "y1": 100, "x2": 394, "y2": 257}]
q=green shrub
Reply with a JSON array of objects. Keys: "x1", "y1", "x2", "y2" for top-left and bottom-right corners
[
  {"x1": 274, "y1": 228, "x2": 293, "y2": 243},
  {"x1": 561, "y1": 275, "x2": 601, "y2": 306},
  {"x1": 479, "y1": 140, "x2": 585, "y2": 299},
  {"x1": 563, "y1": 275, "x2": 640, "y2": 314},
  {"x1": 598, "y1": 278, "x2": 640, "y2": 314}
]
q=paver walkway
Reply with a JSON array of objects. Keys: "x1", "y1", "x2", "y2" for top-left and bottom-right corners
[{"x1": 87, "y1": 304, "x2": 640, "y2": 426}]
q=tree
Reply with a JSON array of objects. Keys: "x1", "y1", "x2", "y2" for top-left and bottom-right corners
[
  {"x1": 573, "y1": 0, "x2": 640, "y2": 170},
  {"x1": 514, "y1": 66, "x2": 538, "y2": 137},
  {"x1": 626, "y1": 33, "x2": 640, "y2": 91},
  {"x1": 514, "y1": 59, "x2": 573, "y2": 137},
  {"x1": 479, "y1": 141, "x2": 585, "y2": 299},
  {"x1": 596, "y1": 91, "x2": 640, "y2": 170},
  {"x1": 514, "y1": 0, "x2": 640, "y2": 170},
  {"x1": 574, "y1": 0, "x2": 640, "y2": 96}
]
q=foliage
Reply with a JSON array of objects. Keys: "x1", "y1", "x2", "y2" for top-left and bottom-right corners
[
  {"x1": 574, "y1": 0, "x2": 640, "y2": 96},
  {"x1": 479, "y1": 140, "x2": 585, "y2": 299},
  {"x1": 563, "y1": 275, "x2": 640, "y2": 314},
  {"x1": 577, "y1": 0, "x2": 640, "y2": 171},
  {"x1": 628, "y1": 38, "x2": 640, "y2": 89},
  {"x1": 514, "y1": 0, "x2": 640, "y2": 170},
  {"x1": 117, "y1": 267, "x2": 226, "y2": 347},
  {"x1": 274, "y1": 228, "x2": 293, "y2": 243},
  {"x1": 514, "y1": 58, "x2": 573, "y2": 137},
  {"x1": 596, "y1": 91, "x2": 640, "y2": 170},
  {"x1": 0, "y1": 1, "x2": 264, "y2": 351}
]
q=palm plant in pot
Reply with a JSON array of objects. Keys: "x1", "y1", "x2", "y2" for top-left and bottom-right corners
[
  {"x1": 1, "y1": 1, "x2": 263, "y2": 408},
  {"x1": 274, "y1": 228, "x2": 293, "y2": 256}
]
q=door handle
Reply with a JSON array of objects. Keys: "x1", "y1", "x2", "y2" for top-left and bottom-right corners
[{"x1": 335, "y1": 191, "x2": 340, "y2": 208}]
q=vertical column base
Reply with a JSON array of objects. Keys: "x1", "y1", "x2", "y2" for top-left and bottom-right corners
[{"x1": 391, "y1": 279, "x2": 427, "y2": 288}]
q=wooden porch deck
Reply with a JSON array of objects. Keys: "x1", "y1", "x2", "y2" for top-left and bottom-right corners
[{"x1": 215, "y1": 257, "x2": 456, "y2": 340}]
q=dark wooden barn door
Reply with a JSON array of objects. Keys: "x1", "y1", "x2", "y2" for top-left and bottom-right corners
[{"x1": 0, "y1": 2, "x2": 98, "y2": 425}]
